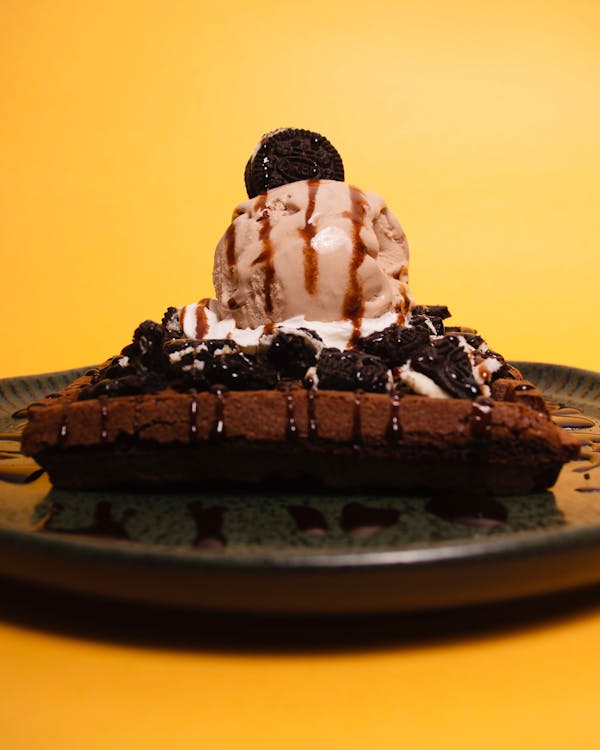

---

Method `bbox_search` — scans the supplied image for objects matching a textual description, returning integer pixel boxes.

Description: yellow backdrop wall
[1,0,599,376]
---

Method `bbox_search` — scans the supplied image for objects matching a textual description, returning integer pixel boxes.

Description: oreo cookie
[358,324,429,366]
[161,306,183,339]
[206,352,277,391]
[411,314,445,336]
[411,305,451,320]
[411,336,480,399]
[244,128,344,198]
[121,320,169,373]
[78,372,167,401]
[313,349,390,393]
[93,355,136,382]
[261,329,321,378]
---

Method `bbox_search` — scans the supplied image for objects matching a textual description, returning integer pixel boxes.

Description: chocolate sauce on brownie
[209,387,227,441]
[189,392,199,440]
[99,395,109,442]
[352,390,364,448]
[284,390,298,441]
[307,385,318,440]
[57,406,69,447]
[133,394,144,432]
[470,398,493,440]
[386,393,402,444]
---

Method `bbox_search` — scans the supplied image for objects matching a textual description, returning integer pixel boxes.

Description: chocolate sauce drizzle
[133,394,144,432]
[57,405,69,447]
[386,393,402,444]
[307,387,318,441]
[343,186,368,346]
[470,398,493,440]
[470,400,493,463]
[224,222,237,273]
[210,387,227,441]
[551,413,595,430]
[98,395,109,442]
[251,194,275,314]
[189,392,199,440]
[179,304,187,331]
[352,390,364,449]
[284,391,298,441]
[195,300,209,339]
[300,180,320,295]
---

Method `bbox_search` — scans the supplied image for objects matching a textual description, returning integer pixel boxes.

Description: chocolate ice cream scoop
[212,179,411,337]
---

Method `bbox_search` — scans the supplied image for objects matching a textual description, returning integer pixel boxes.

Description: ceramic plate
[0,362,599,613]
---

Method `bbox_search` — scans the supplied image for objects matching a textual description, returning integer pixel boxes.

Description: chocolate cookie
[244,128,345,198]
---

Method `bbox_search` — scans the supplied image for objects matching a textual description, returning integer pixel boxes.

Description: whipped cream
[180,301,400,351]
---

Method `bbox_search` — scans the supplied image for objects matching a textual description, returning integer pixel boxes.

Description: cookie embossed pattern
[20,129,579,497]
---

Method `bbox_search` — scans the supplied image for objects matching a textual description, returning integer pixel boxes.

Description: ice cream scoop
[212,179,412,340]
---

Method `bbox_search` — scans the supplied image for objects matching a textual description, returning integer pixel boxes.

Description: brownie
[21,313,580,494]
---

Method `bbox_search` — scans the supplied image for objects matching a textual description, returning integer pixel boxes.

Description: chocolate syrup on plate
[42,500,134,540]
[551,414,595,429]
[188,502,226,548]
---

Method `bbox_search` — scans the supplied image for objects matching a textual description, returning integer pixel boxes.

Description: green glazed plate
[0,362,599,613]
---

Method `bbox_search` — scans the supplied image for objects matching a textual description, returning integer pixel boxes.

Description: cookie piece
[313,349,390,393]
[260,329,322,379]
[358,324,429,366]
[244,128,345,198]
[206,352,278,390]
[410,335,480,399]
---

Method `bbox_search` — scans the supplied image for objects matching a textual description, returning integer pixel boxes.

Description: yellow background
[1,0,599,377]
[1,2,599,748]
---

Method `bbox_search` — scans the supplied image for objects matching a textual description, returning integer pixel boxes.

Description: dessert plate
[0,362,599,613]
